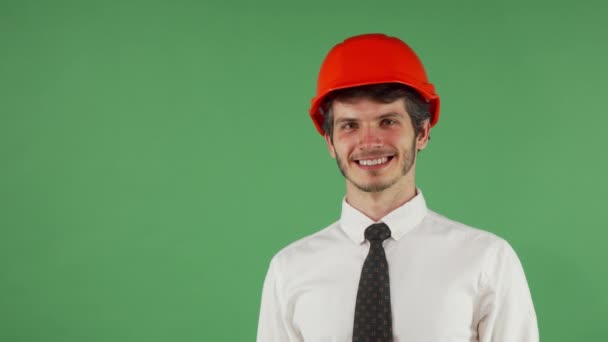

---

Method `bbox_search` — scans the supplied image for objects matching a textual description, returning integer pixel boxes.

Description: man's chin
[349,179,396,193]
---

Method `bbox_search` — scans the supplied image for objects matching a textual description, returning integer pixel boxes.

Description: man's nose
[358,126,384,150]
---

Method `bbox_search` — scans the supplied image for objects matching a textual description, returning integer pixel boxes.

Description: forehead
[331,97,408,120]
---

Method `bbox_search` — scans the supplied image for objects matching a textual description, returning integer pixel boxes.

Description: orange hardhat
[309,33,440,135]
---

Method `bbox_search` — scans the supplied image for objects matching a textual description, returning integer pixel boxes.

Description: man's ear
[324,133,336,159]
[416,119,431,151]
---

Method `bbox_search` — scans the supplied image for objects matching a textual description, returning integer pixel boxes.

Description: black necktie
[353,223,393,342]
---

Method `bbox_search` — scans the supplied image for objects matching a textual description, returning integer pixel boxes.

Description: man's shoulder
[269,221,343,265]
[272,221,352,270]
[423,209,513,253]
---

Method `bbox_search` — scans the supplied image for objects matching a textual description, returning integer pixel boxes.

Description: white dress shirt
[257,192,538,342]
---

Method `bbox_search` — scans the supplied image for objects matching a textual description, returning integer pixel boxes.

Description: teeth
[358,157,389,166]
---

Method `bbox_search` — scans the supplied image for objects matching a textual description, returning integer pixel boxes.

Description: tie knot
[365,223,391,242]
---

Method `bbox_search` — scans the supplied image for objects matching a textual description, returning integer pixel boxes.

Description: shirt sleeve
[256,257,301,342]
[476,239,539,342]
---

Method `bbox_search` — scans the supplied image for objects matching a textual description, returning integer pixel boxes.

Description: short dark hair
[321,83,431,139]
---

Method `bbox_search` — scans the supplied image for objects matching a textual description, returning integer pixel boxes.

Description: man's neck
[344,178,417,222]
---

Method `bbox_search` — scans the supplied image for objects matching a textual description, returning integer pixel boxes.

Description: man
[257,33,538,342]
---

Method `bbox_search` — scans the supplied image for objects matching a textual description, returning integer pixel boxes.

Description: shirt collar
[339,190,428,244]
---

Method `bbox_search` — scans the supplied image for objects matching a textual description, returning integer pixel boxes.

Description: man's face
[324,97,429,193]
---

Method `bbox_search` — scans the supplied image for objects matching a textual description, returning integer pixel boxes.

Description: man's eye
[382,119,397,126]
[341,122,357,130]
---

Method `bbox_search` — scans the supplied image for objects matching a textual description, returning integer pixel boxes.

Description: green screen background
[2,0,607,340]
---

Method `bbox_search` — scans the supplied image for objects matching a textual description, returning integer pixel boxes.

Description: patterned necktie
[353,222,393,342]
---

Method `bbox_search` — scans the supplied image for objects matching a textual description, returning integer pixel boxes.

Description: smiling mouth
[353,156,395,167]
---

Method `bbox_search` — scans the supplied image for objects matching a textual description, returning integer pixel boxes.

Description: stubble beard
[335,138,417,193]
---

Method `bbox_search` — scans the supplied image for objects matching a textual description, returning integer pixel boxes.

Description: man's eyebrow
[335,117,359,124]
[334,112,404,124]
[377,112,404,119]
